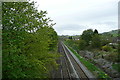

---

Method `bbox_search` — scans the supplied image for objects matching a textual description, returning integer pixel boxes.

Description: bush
[112,64,120,72]
[102,46,112,52]
[105,52,120,62]
[91,34,101,49]
[101,39,111,46]
[79,39,87,50]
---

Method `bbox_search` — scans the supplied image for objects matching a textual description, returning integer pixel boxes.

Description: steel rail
[62,42,96,79]
[61,42,80,80]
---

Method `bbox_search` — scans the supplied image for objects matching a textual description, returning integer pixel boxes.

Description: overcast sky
[33,0,119,35]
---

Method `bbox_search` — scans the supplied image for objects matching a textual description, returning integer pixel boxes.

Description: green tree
[2,1,59,78]
[79,39,87,50]
[93,29,98,35]
[91,34,101,49]
[81,29,94,45]
[69,36,73,39]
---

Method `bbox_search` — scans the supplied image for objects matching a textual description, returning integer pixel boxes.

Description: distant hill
[102,29,119,37]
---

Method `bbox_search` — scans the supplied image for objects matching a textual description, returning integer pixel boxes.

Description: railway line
[53,41,95,79]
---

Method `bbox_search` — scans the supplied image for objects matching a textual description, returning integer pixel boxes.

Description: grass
[64,42,111,78]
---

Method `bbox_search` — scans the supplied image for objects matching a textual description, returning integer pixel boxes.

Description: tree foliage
[91,34,101,48]
[93,29,98,35]
[81,29,94,45]
[68,36,73,39]
[2,2,58,78]
[102,46,112,52]
[78,39,86,50]
[79,29,101,49]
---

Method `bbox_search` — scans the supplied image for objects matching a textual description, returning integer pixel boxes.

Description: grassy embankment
[64,42,110,78]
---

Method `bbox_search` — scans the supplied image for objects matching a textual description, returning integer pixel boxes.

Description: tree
[81,29,94,45]
[79,39,87,50]
[93,29,98,35]
[91,34,101,49]
[69,36,73,39]
[2,1,59,78]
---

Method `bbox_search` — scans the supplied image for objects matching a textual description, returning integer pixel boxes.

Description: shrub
[79,39,87,50]
[101,39,111,46]
[105,52,120,62]
[112,64,120,72]
[102,46,112,52]
[91,34,101,49]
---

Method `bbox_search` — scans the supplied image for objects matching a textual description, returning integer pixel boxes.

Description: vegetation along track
[54,41,96,80]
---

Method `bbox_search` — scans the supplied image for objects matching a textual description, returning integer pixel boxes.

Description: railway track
[54,41,95,79]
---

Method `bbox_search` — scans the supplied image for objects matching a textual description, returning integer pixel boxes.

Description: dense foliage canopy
[81,29,94,45]
[2,2,58,78]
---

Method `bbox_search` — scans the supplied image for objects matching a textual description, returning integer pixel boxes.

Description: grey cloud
[94,21,117,28]
[95,21,117,25]
[53,24,89,35]
[55,24,87,31]
[38,0,118,35]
